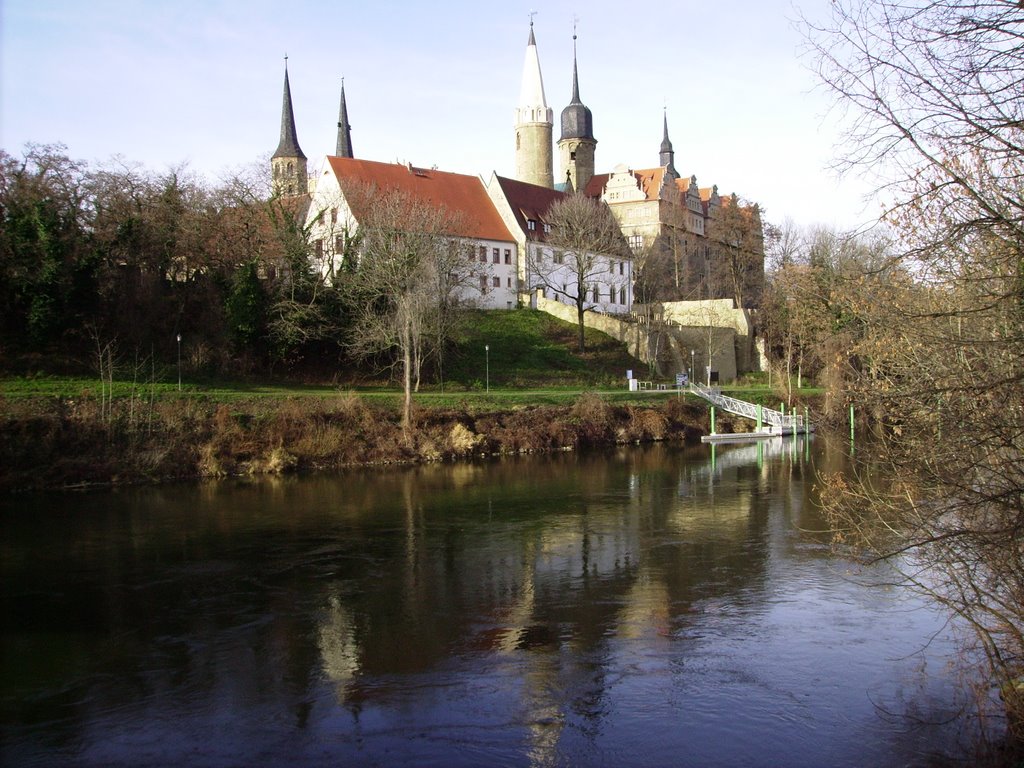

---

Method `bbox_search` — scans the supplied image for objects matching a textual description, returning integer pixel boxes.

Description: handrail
[688,382,805,431]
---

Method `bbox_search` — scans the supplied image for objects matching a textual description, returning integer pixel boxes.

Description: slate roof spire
[273,56,306,161]
[559,28,594,141]
[336,78,353,158]
[659,109,677,179]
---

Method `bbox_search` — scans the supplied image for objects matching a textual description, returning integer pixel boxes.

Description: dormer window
[543,223,551,233]
[527,220,536,231]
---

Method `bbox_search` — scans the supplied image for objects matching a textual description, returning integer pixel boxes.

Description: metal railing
[688,382,806,432]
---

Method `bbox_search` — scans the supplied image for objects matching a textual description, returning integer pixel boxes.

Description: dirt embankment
[0,393,739,492]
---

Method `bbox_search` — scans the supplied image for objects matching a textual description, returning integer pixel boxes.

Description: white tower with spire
[514,18,554,189]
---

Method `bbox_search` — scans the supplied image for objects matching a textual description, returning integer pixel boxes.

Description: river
[1,438,986,766]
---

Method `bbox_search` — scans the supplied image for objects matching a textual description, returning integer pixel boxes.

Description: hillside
[442,309,642,389]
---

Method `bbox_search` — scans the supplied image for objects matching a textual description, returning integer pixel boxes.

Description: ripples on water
[0,438,988,767]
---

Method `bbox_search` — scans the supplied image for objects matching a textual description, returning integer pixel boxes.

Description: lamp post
[485,344,490,394]
[176,333,182,392]
[690,349,695,387]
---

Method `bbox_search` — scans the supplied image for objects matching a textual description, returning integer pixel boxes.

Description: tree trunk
[577,299,586,353]
[401,325,412,432]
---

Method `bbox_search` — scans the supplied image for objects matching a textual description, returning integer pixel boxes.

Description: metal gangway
[688,382,811,436]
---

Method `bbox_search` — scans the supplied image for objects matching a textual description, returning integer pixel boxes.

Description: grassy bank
[0,310,826,491]
[0,391,727,492]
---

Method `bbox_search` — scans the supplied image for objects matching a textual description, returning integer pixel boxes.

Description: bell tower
[271,56,308,197]
[558,29,596,193]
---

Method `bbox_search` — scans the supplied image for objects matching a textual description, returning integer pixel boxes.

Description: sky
[0,0,882,230]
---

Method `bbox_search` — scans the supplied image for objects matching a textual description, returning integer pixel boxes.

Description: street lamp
[176,333,182,391]
[485,344,490,393]
[690,349,694,387]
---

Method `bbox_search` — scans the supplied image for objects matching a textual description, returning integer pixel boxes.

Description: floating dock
[701,425,815,444]
[688,382,814,444]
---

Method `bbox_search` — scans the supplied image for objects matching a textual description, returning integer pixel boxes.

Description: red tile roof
[326,157,515,243]
[493,175,569,241]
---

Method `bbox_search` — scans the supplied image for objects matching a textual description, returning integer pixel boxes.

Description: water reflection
[0,438,976,767]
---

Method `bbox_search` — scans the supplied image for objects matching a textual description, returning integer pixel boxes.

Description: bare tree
[707,194,765,309]
[803,0,1024,739]
[529,193,629,352]
[691,301,736,387]
[341,185,473,428]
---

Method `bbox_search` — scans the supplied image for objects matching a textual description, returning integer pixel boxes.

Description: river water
[1,438,986,767]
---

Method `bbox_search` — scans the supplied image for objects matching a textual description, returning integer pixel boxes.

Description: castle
[271,21,764,314]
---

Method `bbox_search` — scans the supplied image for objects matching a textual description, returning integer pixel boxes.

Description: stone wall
[534,294,757,384]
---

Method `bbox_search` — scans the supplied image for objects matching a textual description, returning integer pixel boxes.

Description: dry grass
[0,392,708,491]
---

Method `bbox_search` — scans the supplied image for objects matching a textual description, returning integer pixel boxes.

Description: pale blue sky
[1,0,878,229]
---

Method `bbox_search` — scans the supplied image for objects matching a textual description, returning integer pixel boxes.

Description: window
[592,286,600,302]
[335,235,344,254]
[492,248,499,264]
[527,220,536,231]
[314,239,323,258]
[479,246,487,263]
[554,251,563,265]
[330,207,338,225]
[492,276,500,288]
[620,287,626,305]
[507,276,512,288]
[609,261,615,273]
[619,262,625,276]
[504,249,511,264]
[628,234,643,250]
[479,275,487,293]
[543,223,551,233]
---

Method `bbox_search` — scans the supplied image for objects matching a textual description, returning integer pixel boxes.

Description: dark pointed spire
[336,78,353,158]
[273,56,306,160]
[559,27,594,141]
[570,32,581,104]
[660,109,677,179]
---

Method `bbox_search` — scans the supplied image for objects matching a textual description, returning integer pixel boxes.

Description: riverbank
[0,392,747,492]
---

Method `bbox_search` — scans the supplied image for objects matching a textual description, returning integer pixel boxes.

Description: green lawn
[0,308,821,409]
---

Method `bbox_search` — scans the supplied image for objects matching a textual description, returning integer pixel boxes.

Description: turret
[659,109,678,180]
[514,19,554,189]
[558,31,596,193]
[271,57,308,196]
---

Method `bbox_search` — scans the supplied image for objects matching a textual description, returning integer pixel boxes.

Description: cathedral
[270,21,764,310]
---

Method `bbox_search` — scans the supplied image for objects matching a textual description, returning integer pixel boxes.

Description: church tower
[514,20,554,189]
[271,57,308,197]
[659,110,678,180]
[336,79,353,158]
[558,30,596,194]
